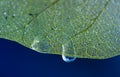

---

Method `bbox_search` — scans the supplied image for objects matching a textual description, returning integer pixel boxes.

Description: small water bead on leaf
[3,11,8,20]
[3,12,7,16]
[62,41,76,63]
[31,37,51,53]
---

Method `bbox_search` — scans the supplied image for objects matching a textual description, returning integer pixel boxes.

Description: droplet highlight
[62,41,76,63]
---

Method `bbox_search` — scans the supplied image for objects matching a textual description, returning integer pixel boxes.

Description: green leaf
[0,0,120,59]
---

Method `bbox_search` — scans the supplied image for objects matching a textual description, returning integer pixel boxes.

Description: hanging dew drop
[62,41,76,63]
[62,53,76,63]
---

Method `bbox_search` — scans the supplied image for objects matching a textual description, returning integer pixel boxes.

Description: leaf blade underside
[0,0,120,59]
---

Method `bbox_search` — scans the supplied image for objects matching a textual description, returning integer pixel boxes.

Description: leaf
[0,0,120,59]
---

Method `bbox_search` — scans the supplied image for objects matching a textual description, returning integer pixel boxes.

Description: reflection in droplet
[62,41,76,63]
[31,37,51,53]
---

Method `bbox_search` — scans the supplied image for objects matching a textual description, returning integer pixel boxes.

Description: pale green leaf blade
[0,0,120,59]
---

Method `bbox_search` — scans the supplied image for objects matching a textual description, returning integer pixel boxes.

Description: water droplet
[3,12,7,16]
[12,13,16,17]
[3,12,8,19]
[31,37,51,53]
[62,54,76,63]
[62,41,76,63]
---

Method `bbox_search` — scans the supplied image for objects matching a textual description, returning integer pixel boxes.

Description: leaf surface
[0,0,120,59]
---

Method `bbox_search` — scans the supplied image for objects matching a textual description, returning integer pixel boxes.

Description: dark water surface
[0,38,120,77]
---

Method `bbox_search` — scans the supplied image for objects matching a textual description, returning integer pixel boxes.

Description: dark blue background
[0,38,120,77]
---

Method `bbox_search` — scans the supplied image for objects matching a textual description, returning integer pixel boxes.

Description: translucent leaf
[0,0,120,59]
